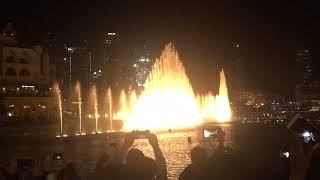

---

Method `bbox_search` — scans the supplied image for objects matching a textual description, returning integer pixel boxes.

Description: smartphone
[17,158,34,170]
[52,153,63,160]
[280,150,290,158]
[287,114,320,147]
[280,145,290,159]
[132,130,150,139]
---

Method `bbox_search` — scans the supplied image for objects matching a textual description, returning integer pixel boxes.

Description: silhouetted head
[191,146,207,165]
[126,148,145,166]
[96,143,121,169]
[125,149,156,180]
[215,127,225,144]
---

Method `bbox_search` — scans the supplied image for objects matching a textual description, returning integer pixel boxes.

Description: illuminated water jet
[90,85,99,132]
[54,83,63,135]
[197,69,232,122]
[75,81,82,133]
[106,87,113,131]
[124,43,202,130]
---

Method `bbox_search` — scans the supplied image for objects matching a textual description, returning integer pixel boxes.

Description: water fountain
[75,81,82,134]
[53,83,63,136]
[106,87,113,131]
[89,85,99,133]
[55,43,232,136]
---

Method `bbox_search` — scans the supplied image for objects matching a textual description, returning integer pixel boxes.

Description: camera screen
[136,134,145,139]
[203,129,218,138]
[287,115,320,146]
[280,151,290,158]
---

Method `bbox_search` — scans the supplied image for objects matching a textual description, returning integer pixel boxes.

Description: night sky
[1,0,319,96]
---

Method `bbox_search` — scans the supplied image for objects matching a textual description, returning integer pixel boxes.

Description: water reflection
[132,132,196,179]
[1,126,290,180]
[1,132,197,180]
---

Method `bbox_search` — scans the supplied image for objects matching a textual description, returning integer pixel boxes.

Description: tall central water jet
[75,81,82,133]
[124,43,202,130]
[54,83,63,135]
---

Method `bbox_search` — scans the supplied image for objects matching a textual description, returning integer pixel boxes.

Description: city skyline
[0,0,319,96]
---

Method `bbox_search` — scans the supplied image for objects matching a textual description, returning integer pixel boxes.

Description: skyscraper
[294,49,320,104]
[63,41,92,97]
[133,41,153,88]
[102,32,120,88]
[296,49,312,85]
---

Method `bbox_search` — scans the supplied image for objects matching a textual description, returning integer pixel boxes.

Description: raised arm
[120,133,135,162]
[148,133,168,180]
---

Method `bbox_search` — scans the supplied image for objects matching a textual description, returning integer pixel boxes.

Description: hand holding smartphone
[287,114,320,148]
[131,130,150,139]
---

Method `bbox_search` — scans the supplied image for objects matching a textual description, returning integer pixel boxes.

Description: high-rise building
[294,49,320,104]
[133,41,153,88]
[63,41,92,97]
[296,49,312,85]
[101,32,120,88]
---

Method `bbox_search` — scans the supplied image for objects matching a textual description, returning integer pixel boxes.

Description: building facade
[102,32,120,88]
[294,49,320,104]
[0,34,56,121]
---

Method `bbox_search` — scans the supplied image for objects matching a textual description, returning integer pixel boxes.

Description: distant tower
[296,49,312,85]
[102,32,120,88]
[63,41,92,97]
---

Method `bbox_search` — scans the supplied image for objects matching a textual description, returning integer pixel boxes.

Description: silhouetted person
[305,147,320,180]
[93,143,123,180]
[120,133,168,180]
[203,149,246,180]
[288,122,320,180]
[201,126,247,180]
[179,146,207,180]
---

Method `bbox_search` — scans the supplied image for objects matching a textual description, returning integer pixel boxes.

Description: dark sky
[1,0,319,96]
